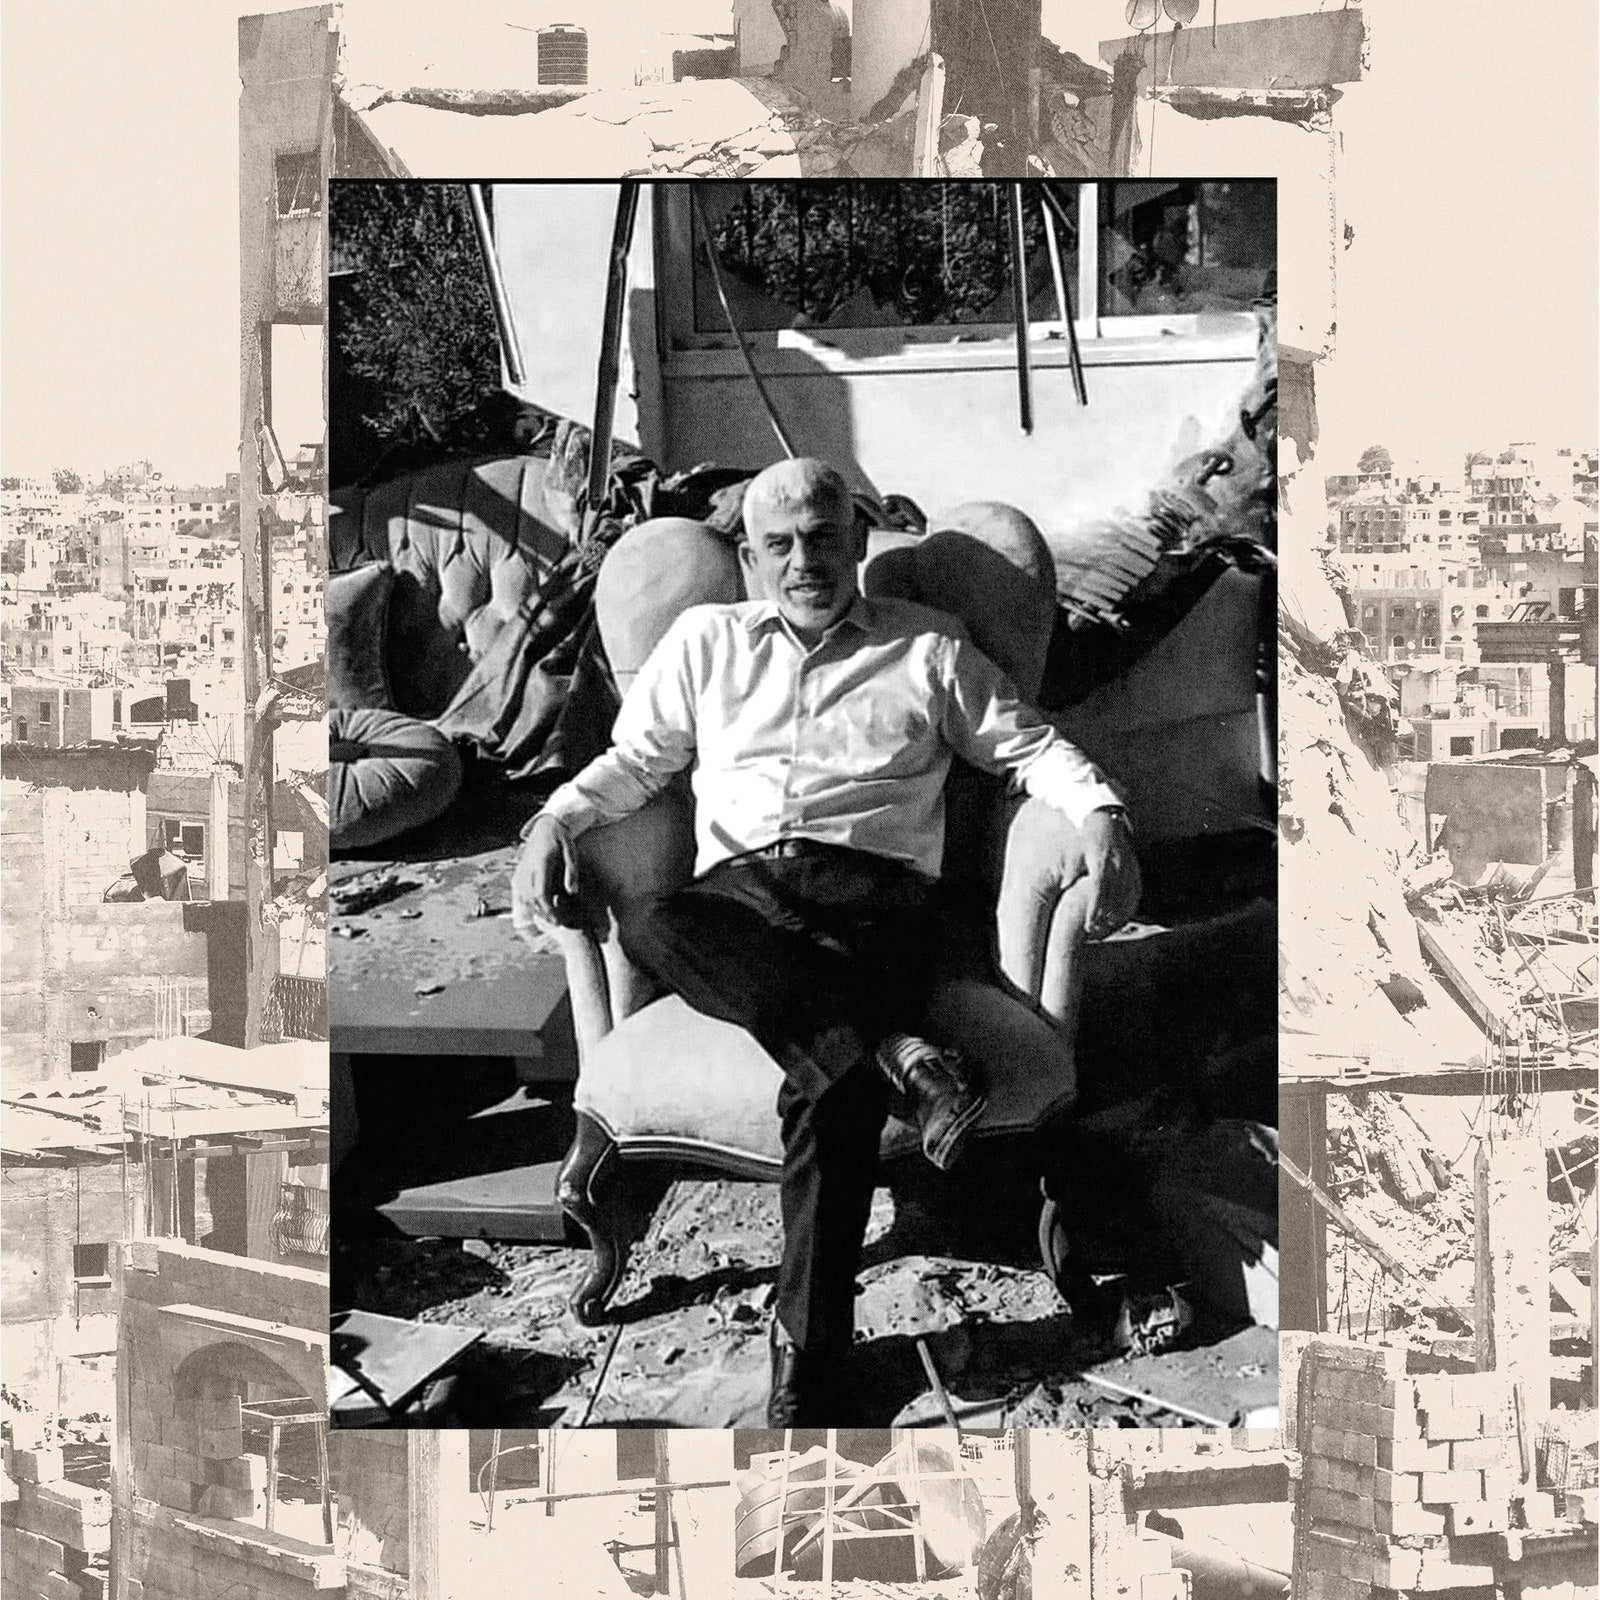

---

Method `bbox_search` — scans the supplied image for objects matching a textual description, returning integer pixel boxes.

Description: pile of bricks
[1,1430,110,1600]
[1295,1340,1590,1600]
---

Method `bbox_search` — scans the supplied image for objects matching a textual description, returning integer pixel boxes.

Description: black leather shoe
[767,1322,841,1428]
[874,1034,988,1171]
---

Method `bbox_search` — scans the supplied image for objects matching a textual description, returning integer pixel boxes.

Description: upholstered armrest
[538,783,696,1070]
[993,793,1106,1034]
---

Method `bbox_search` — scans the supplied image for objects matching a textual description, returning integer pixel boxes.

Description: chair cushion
[328,562,396,710]
[596,518,743,693]
[863,503,1057,701]
[574,983,1075,1172]
[329,706,464,851]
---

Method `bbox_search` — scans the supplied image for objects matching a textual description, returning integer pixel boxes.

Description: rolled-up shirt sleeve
[541,612,701,839]
[938,634,1125,827]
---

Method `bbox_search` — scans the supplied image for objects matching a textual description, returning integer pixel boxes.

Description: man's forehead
[749,501,851,539]
[743,458,852,533]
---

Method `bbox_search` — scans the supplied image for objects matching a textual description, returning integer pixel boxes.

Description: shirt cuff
[1019,744,1126,828]
[539,785,600,840]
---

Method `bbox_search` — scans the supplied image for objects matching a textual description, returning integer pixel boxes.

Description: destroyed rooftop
[1,1038,329,1159]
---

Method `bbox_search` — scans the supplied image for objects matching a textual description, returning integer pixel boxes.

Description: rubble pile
[1322,1092,1478,1344]
[1278,538,1484,1067]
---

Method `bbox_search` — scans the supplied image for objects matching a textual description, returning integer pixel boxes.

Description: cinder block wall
[1,1422,111,1600]
[327,1431,409,1574]
[116,1239,334,1600]
[1293,1337,1591,1600]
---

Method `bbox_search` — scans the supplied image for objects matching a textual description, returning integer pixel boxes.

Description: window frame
[73,1241,112,1285]
[274,149,323,219]
[655,182,1263,378]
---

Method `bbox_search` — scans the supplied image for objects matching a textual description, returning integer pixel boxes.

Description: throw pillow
[328,563,395,710]
[329,706,463,851]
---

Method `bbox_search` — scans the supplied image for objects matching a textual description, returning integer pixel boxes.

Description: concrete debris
[337,1176,1276,1428]
[1278,538,1488,1067]
[351,73,1005,182]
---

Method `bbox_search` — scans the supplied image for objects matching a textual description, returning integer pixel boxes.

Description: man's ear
[737,539,759,597]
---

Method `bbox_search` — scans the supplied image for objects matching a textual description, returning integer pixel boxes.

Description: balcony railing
[271,1181,329,1258]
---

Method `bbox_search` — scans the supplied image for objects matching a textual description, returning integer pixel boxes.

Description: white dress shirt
[543,595,1124,880]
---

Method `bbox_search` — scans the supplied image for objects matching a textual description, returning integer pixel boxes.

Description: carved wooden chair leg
[556,1111,632,1326]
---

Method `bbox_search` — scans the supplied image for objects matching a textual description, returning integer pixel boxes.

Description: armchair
[543,506,1110,1326]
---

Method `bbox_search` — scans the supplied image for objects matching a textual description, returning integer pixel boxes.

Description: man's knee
[614,889,684,971]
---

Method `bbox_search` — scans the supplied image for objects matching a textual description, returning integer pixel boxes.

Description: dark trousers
[618,840,941,1351]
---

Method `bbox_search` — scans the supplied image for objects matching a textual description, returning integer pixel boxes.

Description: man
[515,458,1138,1422]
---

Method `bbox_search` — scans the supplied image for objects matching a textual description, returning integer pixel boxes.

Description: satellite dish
[1126,0,1159,27]
[1164,0,1199,20]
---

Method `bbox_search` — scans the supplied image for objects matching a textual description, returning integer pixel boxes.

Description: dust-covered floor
[334,1167,1277,1428]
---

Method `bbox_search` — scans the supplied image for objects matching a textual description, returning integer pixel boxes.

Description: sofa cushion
[330,456,581,718]
[574,983,1074,1171]
[328,562,396,711]
[329,706,464,851]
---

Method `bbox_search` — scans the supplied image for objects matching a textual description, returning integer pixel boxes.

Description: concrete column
[851,0,932,120]
[207,762,230,901]
[1546,654,1566,743]
[1474,1134,1550,1419]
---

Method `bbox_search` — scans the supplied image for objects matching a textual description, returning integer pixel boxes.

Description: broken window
[1100,182,1276,317]
[73,1242,111,1282]
[275,150,322,218]
[270,1181,329,1257]
[70,1040,107,1073]
[690,183,1072,333]
[536,24,588,86]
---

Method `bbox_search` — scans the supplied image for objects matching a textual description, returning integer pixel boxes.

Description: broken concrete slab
[1098,8,1366,90]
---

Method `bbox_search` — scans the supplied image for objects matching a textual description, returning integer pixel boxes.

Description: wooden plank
[1279,1150,1410,1282]
[912,54,945,178]
[373,1157,569,1243]
[1098,8,1366,89]
[409,1431,441,1600]
[331,1309,482,1415]
[331,943,574,1062]
[1415,916,1515,1034]
[1283,1061,1595,1096]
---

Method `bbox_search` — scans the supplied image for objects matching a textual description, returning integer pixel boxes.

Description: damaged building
[0,1040,330,1600]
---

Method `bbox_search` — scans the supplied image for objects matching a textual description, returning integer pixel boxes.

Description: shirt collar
[741,593,875,641]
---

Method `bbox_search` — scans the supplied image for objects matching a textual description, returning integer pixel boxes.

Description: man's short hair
[741,458,853,542]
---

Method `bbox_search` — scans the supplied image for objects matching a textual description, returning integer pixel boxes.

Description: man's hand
[512,814,580,930]
[1078,806,1141,939]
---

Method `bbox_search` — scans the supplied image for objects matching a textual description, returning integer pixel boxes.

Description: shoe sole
[926,1093,988,1171]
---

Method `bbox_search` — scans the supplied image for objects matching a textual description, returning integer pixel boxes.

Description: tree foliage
[710,183,1048,328]
[53,468,84,493]
[329,184,501,449]
[1356,445,1392,476]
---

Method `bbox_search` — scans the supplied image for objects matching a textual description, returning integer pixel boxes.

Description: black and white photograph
[325,176,1280,1429]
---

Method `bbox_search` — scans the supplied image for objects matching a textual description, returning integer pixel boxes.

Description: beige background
[0,0,1595,1589]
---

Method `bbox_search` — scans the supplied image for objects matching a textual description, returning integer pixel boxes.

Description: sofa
[541,504,1121,1325]
[326,452,599,850]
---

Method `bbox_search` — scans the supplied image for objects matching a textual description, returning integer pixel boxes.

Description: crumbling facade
[115,1238,335,1600]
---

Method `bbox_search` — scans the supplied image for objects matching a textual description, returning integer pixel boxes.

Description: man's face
[741,493,865,637]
